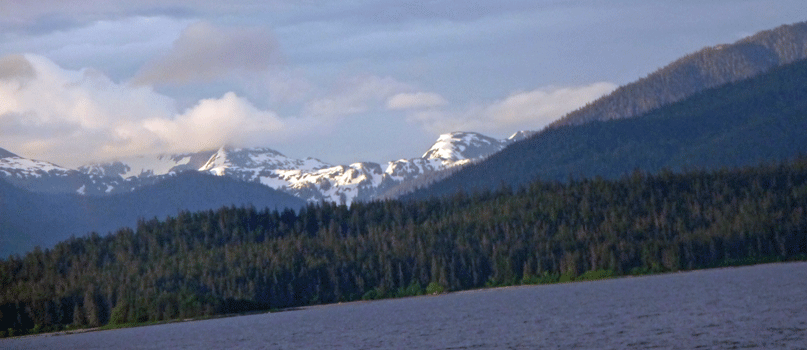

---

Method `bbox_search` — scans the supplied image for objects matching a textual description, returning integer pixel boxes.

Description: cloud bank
[0,53,616,166]
[0,54,285,166]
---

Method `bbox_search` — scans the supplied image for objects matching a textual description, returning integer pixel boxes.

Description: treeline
[2,160,807,336]
[552,21,807,127]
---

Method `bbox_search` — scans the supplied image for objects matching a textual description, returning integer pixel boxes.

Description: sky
[0,0,804,167]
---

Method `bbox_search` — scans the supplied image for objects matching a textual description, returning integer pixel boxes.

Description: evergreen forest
[2,159,806,336]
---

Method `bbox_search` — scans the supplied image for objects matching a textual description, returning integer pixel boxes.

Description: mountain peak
[0,150,74,192]
[422,131,507,163]
[200,147,230,175]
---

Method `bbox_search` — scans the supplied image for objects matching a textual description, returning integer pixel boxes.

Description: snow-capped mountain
[191,146,398,204]
[378,131,531,199]
[382,132,513,187]
[0,130,532,204]
[186,131,525,204]
[0,147,72,179]
[421,132,510,166]
[0,147,106,194]
[196,146,362,203]
[0,147,208,195]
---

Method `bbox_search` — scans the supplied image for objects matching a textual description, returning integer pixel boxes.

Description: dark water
[4,262,807,349]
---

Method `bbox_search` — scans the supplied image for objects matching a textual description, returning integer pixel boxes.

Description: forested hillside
[2,159,806,336]
[407,56,807,200]
[0,172,306,257]
[552,21,807,126]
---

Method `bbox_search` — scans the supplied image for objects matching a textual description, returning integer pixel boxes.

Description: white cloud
[408,82,617,135]
[142,92,284,151]
[303,75,412,118]
[483,82,617,127]
[386,92,447,110]
[0,54,289,166]
[131,21,281,86]
[0,54,174,132]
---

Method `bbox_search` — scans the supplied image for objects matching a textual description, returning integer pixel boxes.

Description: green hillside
[406,57,807,200]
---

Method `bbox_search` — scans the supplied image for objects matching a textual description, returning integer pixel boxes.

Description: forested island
[2,159,807,337]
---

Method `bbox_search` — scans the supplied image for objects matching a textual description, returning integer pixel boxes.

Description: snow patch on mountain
[507,130,537,142]
[0,151,72,178]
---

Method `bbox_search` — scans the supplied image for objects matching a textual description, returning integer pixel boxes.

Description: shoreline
[5,259,805,341]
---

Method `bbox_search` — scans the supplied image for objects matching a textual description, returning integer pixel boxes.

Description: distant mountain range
[552,21,807,127]
[0,131,531,205]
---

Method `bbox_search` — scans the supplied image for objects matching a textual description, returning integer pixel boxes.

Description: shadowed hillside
[552,21,807,127]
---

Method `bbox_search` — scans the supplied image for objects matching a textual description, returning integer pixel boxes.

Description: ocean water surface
[3,262,806,349]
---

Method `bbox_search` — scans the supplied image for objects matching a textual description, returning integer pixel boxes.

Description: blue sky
[0,0,804,167]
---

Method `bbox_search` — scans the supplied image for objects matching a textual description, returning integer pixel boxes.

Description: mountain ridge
[551,21,807,127]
